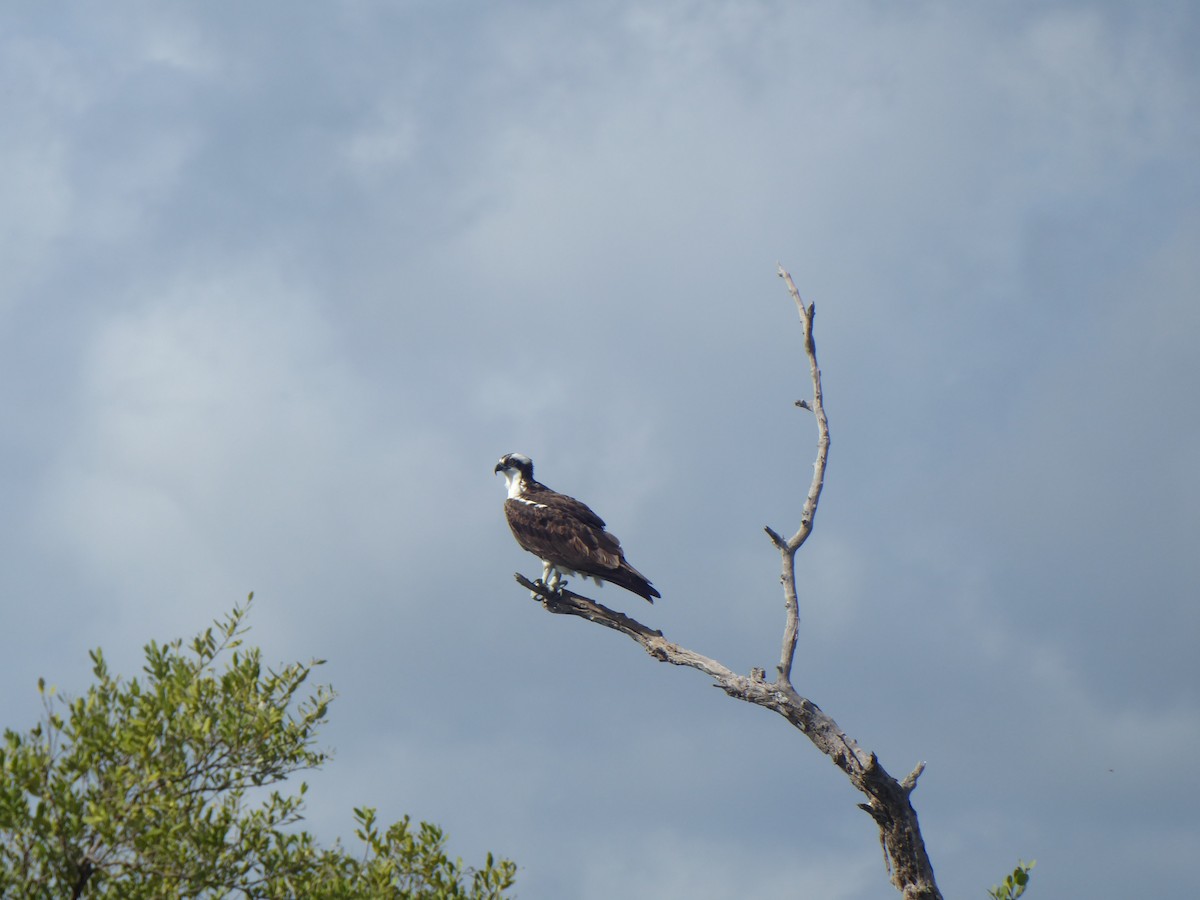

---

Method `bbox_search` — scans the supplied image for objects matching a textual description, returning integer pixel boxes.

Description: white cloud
[31,265,436,636]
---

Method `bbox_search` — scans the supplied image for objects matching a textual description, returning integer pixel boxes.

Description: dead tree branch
[509,266,942,900]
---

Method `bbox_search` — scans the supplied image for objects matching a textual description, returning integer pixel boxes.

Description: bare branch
[763,525,787,551]
[506,268,942,899]
[777,264,830,556]
[515,575,734,682]
[773,265,830,684]
[776,551,801,682]
[901,761,927,794]
[514,578,876,777]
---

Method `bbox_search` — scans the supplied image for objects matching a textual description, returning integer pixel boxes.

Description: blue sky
[2,2,1197,897]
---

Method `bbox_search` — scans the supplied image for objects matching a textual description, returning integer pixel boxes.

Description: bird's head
[494,452,534,497]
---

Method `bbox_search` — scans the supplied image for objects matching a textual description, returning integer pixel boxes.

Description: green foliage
[987,859,1035,900]
[283,808,517,900]
[0,598,516,899]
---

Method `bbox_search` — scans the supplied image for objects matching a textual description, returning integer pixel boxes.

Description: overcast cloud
[2,2,1197,898]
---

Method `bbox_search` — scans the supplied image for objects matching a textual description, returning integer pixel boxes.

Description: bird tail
[613,563,660,603]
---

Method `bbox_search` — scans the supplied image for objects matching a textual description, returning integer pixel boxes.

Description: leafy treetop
[0,599,516,899]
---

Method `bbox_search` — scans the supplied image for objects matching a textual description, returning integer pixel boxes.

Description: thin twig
[777,265,830,554]
[771,264,830,684]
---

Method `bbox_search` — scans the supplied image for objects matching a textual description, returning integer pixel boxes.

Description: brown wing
[504,497,621,574]
[505,485,660,602]
[524,481,607,529]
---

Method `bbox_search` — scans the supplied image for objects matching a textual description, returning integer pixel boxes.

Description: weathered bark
[511,266,942,899]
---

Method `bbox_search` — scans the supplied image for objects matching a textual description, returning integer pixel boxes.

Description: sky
[2,1,1198,897]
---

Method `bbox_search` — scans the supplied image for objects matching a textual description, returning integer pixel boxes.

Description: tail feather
[609,563,660,603]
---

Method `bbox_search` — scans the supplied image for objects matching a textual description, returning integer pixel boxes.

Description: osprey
[494,452,660,603]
